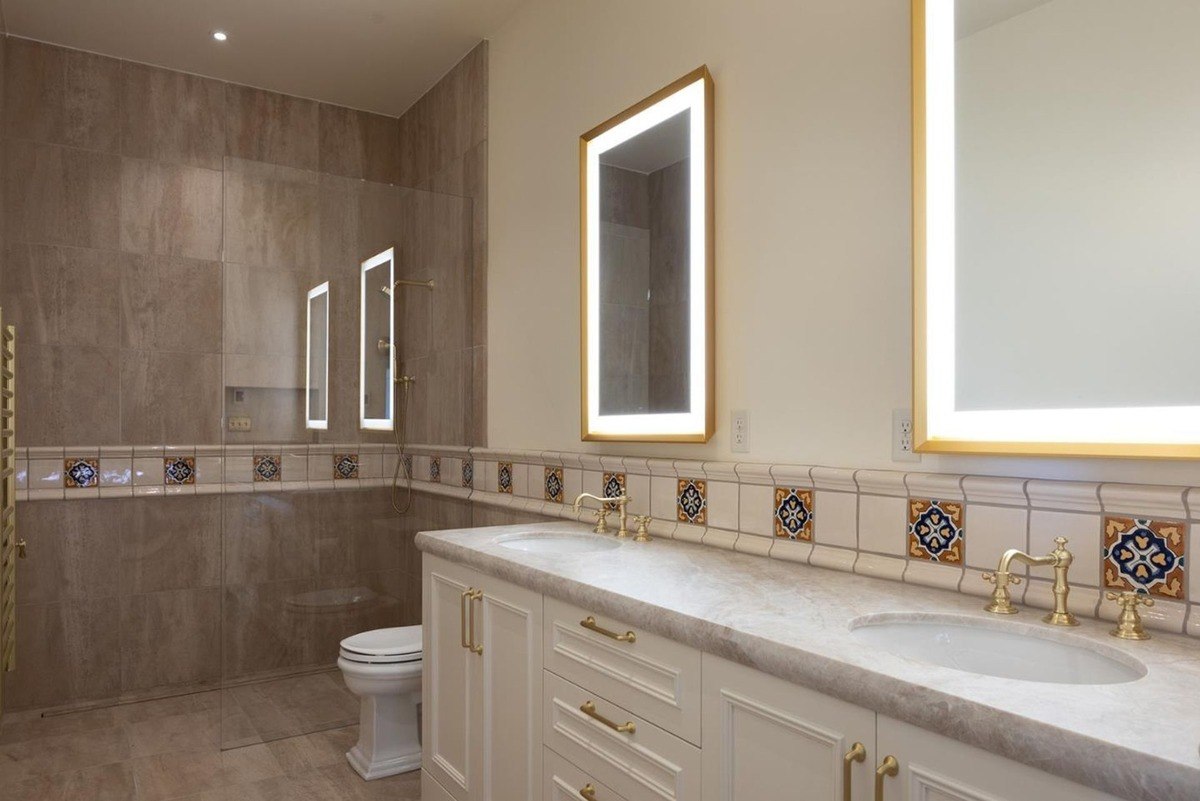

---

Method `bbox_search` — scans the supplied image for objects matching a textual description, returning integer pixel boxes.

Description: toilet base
[346,744,421,780]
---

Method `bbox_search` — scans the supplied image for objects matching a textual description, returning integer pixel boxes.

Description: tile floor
[1,676,420,800]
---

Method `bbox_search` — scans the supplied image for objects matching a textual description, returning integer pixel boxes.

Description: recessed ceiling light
[212,30,228,42]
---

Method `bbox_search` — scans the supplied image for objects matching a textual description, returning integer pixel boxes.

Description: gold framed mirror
[580,66,715,442]
[912,0,1200,458]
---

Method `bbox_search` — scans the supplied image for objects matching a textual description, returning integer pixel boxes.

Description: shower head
[381,278,436,296]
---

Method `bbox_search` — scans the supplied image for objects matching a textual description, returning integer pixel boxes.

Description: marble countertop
[416,522,1200,801]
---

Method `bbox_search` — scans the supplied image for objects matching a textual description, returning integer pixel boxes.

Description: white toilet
[337,625,424,780]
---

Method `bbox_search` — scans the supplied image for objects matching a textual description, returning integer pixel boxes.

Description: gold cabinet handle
[843,742,866,801]
[579,784,597,801]
[580,616,636,643]
[460,588,472,650]
[468,589,483,655]
[580,700,636,734]
[874,755,898,801]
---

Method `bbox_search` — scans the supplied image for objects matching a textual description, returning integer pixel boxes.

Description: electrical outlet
[228,416,252,432]
[892,409,919,462]
[731,409,750,453]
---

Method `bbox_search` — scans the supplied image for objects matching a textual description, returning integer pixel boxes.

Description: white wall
[486,0,1200,486]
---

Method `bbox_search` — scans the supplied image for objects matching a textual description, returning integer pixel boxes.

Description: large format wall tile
[1,243,120,347]
[17,499,122,605]
[222,493,319,585]
[119,588,221,691]
[118,350,222,444]
[3,598,122,710]
[20,344,121,446]
[121,254,222,353]
[3,38,121,152]
[119,158,223,261]
[119,63,225,170]
[225,84,319,171]
[221,578,321,679]
[121,497,222,595]
[223,158,319,272]
[397,41,487,188]
[317,103,399,184]
[4,140,120,249]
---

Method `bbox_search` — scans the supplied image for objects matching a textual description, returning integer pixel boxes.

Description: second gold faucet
[982,536,1078,626]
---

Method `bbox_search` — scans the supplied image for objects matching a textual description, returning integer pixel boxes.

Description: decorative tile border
[15,443,1200,636]
[253,455,281,482]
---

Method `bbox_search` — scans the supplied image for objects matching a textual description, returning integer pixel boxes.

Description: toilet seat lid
[340,625,422,657]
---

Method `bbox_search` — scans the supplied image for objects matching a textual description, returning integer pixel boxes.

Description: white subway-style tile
[739,483,774,537]
[705,480,739,531]
[964,504,1027,572]
[1030,510,1101,586]
[857,494,906,555]
[813,490,856,548]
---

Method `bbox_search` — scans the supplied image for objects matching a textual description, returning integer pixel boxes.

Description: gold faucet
[573,492,631,538]
[982,536,1078,626]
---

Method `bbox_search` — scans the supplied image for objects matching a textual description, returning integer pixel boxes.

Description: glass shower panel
[218,161,474,749]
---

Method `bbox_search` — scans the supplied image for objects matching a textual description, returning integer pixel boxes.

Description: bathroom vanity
[417,523,1199,801]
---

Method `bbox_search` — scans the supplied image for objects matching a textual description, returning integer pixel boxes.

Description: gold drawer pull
[580,700,636,734]
[580,616,636,643]
[579,784,597,801]
[460,588,472,650]
[874,755,898,801]
[468,589,483,655]
[843,742,866,801]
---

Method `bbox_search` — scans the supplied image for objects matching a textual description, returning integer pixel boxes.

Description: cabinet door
[478,572,544,801]
[702,654,876,801]
[423,556,483,801]
[875,715,1123,801]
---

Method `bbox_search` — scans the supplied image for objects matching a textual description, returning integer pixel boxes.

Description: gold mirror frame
[911,0,1200,459]
[580,66,715,443]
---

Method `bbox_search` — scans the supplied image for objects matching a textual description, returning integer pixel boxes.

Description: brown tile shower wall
[0,38,489,711]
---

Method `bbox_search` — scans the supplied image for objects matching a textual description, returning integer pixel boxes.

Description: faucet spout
[572,492,632,538]
[983,537,1077,626]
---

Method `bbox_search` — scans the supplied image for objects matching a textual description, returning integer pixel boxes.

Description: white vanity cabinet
[422,555,544,801]
[423,554,1135,801]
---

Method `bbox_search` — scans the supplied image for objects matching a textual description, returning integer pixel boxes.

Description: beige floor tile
[129,747,226,801]
[0,725,131,784]
[126,708,219,757]
[60,760,138,800]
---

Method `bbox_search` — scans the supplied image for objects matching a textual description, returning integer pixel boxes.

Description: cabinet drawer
[544,671,701,801]
[544,596,701,744]
[545,747,630,801]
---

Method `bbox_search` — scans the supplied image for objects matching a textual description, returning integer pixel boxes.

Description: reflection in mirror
[360,248,394,431]
[582,66,714,441]
[599,109,690,415]
[914,0,1200,456]
[305,282,329,430]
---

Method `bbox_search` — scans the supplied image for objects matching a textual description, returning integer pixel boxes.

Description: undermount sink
[850,614,1146,685]
[494,531,621,554]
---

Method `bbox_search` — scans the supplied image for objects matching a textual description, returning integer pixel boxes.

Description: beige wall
[486,0,1200,485]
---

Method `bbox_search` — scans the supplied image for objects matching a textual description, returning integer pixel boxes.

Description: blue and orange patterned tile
[545,467,564,503]
[498,461,513,494]
[333,454,359,480]
[64,458,99,488]
[253,455,281,482]
[1103,517,1187,599]
[774,487,814,540]
[602,471,626,508]
[429,456,441,483]
[677,478,707,525]
[462,459,474,488]
[164,457,195,485]
[908,498,964,563]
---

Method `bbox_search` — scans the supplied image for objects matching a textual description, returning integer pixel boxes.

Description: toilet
[337,625,424,780]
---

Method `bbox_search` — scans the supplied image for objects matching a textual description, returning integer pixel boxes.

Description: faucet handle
[592,508,611,534]
[632,515,652,543]
[982,571,1022,586]
[1106,591,1153,641]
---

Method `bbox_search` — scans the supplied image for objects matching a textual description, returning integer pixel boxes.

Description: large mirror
[306,281,329,430]
[360,247,394,431]
[581,66,714,442]
[913,0,1200,457]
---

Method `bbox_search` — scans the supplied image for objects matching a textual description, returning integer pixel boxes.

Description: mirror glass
[360,247,394,431]
[305,282,329,430]
[915,0,1200,456]
[582,67,713,441]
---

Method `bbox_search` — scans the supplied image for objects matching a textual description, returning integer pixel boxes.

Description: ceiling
[0,0,527,116]
[957,0,1055,39]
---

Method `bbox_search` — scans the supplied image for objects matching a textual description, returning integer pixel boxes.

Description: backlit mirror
[913,0,1200,457]
[306,281,329,430]
[581,66,714,442]
[361,247,394,431]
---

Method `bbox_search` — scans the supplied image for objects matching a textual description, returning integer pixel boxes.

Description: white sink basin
[494,532,620,554]
[850,615,1145,685]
